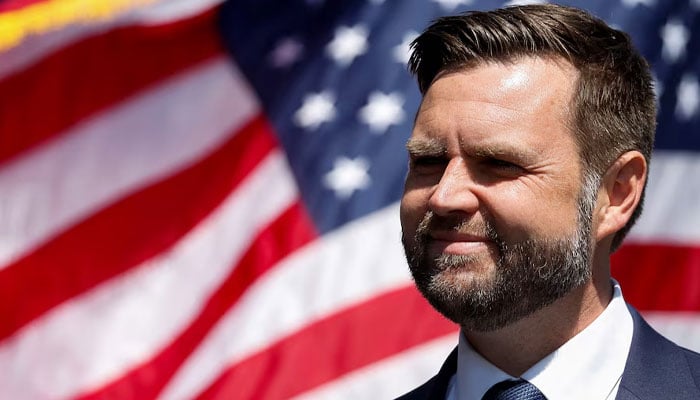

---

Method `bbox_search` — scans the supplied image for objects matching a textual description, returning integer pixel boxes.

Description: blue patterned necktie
[481,379,547,400]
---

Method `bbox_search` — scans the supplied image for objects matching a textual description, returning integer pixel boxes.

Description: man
[398,4,700,400]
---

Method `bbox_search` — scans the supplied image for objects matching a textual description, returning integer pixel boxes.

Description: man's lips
[427,231,492,255]
[429,231,490,242]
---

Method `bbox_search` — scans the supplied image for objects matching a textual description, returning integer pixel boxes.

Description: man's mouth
[428,232,492,256]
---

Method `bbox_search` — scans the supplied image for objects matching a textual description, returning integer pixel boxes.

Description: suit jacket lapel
[396,347,457,400]
[428,347,458,399]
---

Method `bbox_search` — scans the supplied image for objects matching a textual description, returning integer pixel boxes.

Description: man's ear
[594,151,647,242]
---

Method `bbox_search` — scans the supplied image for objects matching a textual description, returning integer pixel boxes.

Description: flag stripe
[129,0,224,25]
[159,204,412,400]
[0,0,168,53]
[76,201,317,400]
[626,151,700,244]
[0,7,221,166]
[0,56,257,269]
[294,334,457,400]
[0,0,222,79]
[0,113,275,342]
[613,243,700,312]
[0,0,44,12]
[0,150,299,399]
[195,286,456,400]
[644,312,700,352]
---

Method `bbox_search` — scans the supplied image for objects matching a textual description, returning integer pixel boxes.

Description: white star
[393,31,419,65]
[268,38,304,68]
[676,75,700,120]
[431,0,472,11]
[294,91,336,130]
[661,20,690,63]
[358,91,406,134]
[621,0,655,7]
[323,157,371,199]
[503,0,546,5]
[326,25,369,66]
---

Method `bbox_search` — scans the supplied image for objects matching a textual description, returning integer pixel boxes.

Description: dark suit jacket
[396,307,700,399]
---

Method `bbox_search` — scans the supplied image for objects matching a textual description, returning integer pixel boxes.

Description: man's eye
[410,156,446,168]
[484,158,523,172]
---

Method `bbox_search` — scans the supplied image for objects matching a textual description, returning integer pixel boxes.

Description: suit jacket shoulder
[395,348,457,400]
[616,307,700,400]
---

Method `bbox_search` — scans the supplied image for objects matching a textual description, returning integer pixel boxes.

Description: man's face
[400,57,595,331]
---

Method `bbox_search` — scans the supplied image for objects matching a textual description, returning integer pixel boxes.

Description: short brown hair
[408,4,656,251]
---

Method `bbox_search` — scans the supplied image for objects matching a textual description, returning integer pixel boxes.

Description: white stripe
[628,151,700,244]
[0,152,296,400]
[293,335,457,400]
[0,0,223,79]
[644,312,700,353]
[159,203,413,400]
[131,0,223,24]
[0,57,258,269]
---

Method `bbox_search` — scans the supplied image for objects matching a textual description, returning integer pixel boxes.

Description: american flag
[0,0,697,398]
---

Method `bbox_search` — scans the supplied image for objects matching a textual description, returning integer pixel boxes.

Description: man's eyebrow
[405,138,447,156]
[472,144,537,163]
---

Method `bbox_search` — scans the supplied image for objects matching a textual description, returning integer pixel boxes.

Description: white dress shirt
[445,281,633,400]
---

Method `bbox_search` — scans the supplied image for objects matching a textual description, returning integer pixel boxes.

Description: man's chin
[430,251,497,275]
[409,253,499,301]
[418,280,506,331]
[428,261,496,289]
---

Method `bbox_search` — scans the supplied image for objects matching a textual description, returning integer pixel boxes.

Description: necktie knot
[481,379,546,400]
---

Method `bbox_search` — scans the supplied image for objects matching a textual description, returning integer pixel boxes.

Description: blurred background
[0,0,698,398]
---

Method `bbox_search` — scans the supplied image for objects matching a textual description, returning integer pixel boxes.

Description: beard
[403,179,596,332]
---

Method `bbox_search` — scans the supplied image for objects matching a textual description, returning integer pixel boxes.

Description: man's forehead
[422,56,579,109]
[429,55,578,87]
[411,56,579,149]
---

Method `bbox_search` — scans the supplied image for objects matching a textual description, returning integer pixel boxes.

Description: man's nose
[427,158,479,216]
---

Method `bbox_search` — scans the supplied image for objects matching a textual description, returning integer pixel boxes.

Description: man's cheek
[399,197,420,231]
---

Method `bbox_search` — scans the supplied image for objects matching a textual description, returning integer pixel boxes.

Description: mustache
[415,211,499,242]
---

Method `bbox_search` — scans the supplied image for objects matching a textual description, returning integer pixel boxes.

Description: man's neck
[463,274,613,376]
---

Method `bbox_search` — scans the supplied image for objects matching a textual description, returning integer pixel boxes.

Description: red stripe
[0,0,44,13]
[612,242,700,312]
[196,286,457,400]
[0,8,222,166]
[0,115,276,342]
[76,201,317,400]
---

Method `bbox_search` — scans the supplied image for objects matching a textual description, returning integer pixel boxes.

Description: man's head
[400,4,655,330]
[409,4,656,250]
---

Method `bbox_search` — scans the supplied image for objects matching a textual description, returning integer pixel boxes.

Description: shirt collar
[454,281,633,400]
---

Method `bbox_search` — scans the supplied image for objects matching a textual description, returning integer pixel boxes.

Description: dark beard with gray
[403,188,595,332]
